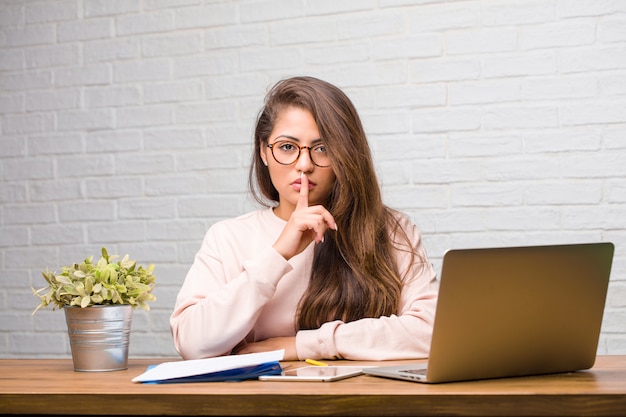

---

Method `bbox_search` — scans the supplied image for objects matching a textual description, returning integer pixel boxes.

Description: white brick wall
[1,0,625,358]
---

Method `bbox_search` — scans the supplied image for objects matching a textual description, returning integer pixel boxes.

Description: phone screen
[259,366,363,382]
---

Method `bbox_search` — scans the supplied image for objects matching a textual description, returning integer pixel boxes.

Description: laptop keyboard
[401,368,427,375]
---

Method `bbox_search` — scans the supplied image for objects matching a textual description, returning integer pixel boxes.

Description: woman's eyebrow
[275,135,323,144]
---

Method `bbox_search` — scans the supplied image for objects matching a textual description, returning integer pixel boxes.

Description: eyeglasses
[267,140,331,167]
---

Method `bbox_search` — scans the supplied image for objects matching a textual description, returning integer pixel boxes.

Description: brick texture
[1,0,624,358]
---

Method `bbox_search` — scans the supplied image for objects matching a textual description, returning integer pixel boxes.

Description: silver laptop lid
[426,242,614,383]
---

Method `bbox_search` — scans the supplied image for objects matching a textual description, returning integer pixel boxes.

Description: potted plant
[32,247,156,372]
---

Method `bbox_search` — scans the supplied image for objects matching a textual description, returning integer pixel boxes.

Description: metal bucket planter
[64,305,133,372]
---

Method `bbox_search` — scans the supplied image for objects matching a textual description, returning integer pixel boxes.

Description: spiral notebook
[363,242,614,384]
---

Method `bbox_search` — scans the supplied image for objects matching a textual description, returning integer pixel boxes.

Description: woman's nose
[295,147,314,171]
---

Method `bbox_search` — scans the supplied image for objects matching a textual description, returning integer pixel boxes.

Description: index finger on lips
[296,172,309,210]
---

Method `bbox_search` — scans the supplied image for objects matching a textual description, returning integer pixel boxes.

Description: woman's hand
[233,336,298,360]
[273,173,337,260]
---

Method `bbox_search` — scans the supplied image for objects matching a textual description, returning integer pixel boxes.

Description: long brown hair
[249,76,415,329]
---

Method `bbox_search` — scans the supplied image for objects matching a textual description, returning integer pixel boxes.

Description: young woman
[170,76,438,361]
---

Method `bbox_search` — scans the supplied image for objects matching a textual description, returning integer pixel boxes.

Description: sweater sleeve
[169,222,293,360]
[295,216,439,360]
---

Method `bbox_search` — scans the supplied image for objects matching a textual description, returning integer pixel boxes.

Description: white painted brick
[58,201,116,222]
[3,112,55,134]
[24,44,80,69]
[3,24,56,47]
[57,109,114,131]
[486,207,561,231]
[522,75,598,100]
[336,11,405,41]
[0,183,27,204]
[54,65,111,87]
[205,24,267,49]
[270,17,336,46]
[448,133,522,157]
[144,129,204,150]
[4,246,58,269]
[599,16,626,43]
[84,38,140,63]
[84,0,141,18]
[142,32,204,58]
[412,108,482,133]
[562,206,626,230]
[25,0,76,24]
[113,59,171,83]
[0,227,29,248]
[88,220,149,242]
[427,208,486,233]
[0,49,25,71]
[143,81,203,104]
[559,45,626,73]
[85,177,143,198]
[118,198,177,219]
[173,53,238,78]
[58,18,113,42]
[451,183,523,207]
[373,134,446,161]
[117,105,173,128]
[449,79,521,105]
[447,28,518,55]
[561,100,626,126]
[483,51,555,79]
[146,220,208,242]
[146,175,208,196]
[0,136,26,158]
[177,195,244,218]
[411,58,481,82]
[206,169,249,193]
[483,105,559,129]
[3,158,53,181]
[174,4,237,29]
[520,21,596,50]
[30,179,83,202]
[85,86,141,108]
[176,101,238,124]
[485,156,562,181]
[376,84,446,108]
[146,0,201,10]
[2,71,52,92]
[557,0,626,18]
[240,0,306,23]
[25,89,80,112]
[0,4,24,26]
[374,33,443,61]
[305,42,371,65]
[524,127,602,153]
[31,224,84,245]
[525,181,603,205]
[205,74,268,99]
[382,185,449,210]
[482,0,554,26]
[600,72,626,96]
[9,333,68,355]
[363,110,410,135]
[2,204,56,226]
[28,132,83,156]
[57,155,115,178]
[115,154,175,175]
[605,125,626,149]
[116,10,174,36]
[240,47,303,72]
[0,93,24,114]
[407,2,480,32]
[86,130,142,153]
[561,152,626,179]
[412,159,485,183]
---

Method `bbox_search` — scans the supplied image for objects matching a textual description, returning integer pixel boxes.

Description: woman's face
[261,106,336,220]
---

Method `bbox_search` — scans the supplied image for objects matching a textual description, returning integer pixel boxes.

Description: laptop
[363,242,614,383]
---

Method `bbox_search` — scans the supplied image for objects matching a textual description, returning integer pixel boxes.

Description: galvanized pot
[64,305,133,372]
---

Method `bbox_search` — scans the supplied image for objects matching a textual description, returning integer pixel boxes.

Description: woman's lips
[292,179,316,190]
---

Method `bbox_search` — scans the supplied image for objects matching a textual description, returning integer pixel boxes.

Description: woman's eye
[314,144,327,154]
[279,142,297,152]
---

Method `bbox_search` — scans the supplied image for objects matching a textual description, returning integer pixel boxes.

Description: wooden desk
[1,356,625,416]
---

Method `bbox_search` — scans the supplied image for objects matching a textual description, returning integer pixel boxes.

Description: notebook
[363,242,614,384]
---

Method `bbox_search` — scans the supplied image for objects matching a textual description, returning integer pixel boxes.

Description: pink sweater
[170,208,438,360]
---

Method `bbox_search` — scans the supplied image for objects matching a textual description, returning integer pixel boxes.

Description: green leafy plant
[32,247,156,314]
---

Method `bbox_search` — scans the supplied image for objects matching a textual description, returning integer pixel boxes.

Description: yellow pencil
[305,358,328,366]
